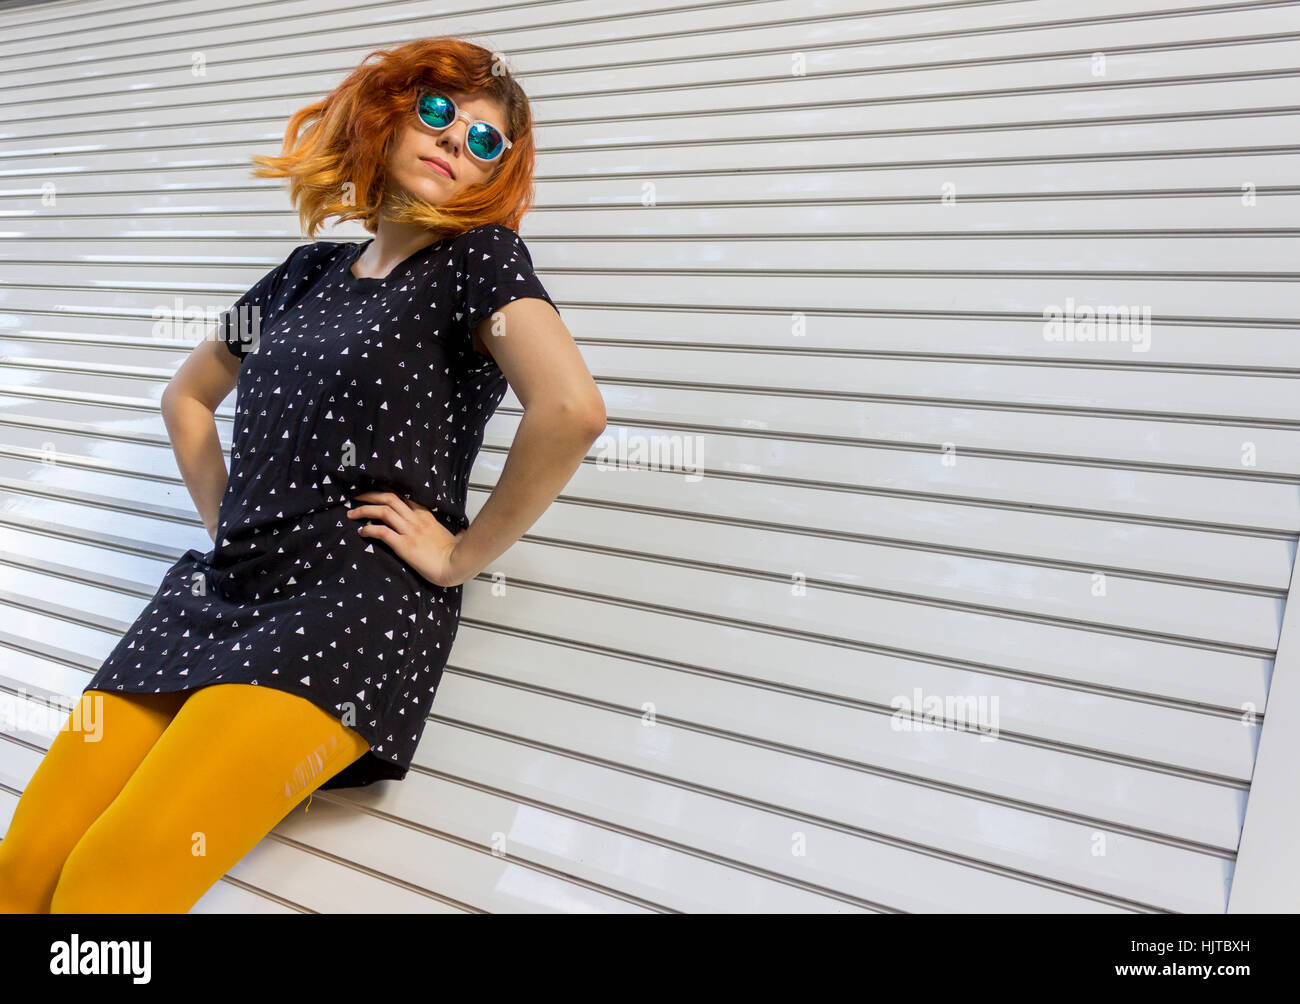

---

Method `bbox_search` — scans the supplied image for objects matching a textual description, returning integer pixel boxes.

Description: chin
[402,176,452,205]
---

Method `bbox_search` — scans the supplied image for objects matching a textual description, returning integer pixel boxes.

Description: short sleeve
[455,225,560,351]
[220,243,315,360]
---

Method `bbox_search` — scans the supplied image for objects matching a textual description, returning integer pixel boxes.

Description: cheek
[390,129,420,165]
[465,160,498,187]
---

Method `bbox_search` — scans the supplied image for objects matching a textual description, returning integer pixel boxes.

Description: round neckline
[343,236,448,289]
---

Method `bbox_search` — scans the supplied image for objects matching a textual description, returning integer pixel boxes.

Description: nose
[436,119,468,158]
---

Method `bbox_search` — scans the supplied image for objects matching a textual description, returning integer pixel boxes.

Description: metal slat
[5,269,1298,329]
[4,450,1292,589]
[435,673,1235,912]
[0,0,1291,85]
[0,483,1284,684]
[447,613,1258,784]
[473,541,1272,711]
[6,27,1300,124]
[0,421,1290,649]
[2,114,1291,180]
[9,347,1300,461]
[440,630,1249,852]
[6,225,1300,268]
[4,77,1298,160]
[410,720,1131,913]
[2,152,1298,200]
[4,407,1298,535]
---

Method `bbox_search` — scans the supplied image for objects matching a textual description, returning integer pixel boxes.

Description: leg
[49,683,370,914]
[0,689,189,913]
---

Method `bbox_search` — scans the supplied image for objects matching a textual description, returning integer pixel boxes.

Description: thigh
[0,689,187,912]
[49,683,370,914]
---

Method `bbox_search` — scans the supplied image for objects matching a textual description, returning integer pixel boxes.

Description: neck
[352,217,442,279]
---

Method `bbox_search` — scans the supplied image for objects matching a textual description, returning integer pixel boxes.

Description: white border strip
[1228,543,1300,912]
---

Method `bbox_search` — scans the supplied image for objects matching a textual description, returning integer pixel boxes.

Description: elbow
[579,394,607,443]
[160,380,181,421]
[570,392,606,444]
[160,378,204,426]
[533,393,606,444]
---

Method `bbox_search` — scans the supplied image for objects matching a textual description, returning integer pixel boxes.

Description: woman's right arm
[159,336,241,542]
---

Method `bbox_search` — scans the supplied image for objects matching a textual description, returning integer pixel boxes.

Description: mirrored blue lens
[467,122,504,160]
[417,94,455,129]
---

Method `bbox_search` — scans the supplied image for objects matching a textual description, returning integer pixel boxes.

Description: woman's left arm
[348,297,606,586]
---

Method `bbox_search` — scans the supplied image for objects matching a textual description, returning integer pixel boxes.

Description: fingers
[351,490,420,520]
[345,502,411,532]
[355,521,400,548]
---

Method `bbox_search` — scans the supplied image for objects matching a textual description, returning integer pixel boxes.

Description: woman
[0,37,605,913]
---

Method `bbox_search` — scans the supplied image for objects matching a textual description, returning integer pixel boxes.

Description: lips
[421,156,453,179]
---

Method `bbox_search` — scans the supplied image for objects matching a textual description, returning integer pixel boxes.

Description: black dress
[84,224,561,789]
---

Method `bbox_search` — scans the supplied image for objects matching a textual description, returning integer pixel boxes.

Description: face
[385,88,509,205]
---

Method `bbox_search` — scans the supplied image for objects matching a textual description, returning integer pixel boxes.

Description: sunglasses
[415,93,513,163]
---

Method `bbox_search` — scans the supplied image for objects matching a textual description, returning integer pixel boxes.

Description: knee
[48,823,158,914]
[0,839,56,914]
[49,818,212,914]
[47,832,116,914]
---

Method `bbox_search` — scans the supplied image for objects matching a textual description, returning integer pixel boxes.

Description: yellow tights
[0,683,370,913]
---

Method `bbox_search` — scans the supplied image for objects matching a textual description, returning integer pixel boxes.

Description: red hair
[249,37,539,239]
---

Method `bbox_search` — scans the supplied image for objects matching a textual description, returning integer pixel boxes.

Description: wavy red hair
[249,37,539,240]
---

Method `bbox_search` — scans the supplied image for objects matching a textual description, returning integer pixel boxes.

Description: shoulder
[262,240,343,281]
[451,224,539,270]
[292,240,350,267]
[453,223,529,252]
[455,223,519,243]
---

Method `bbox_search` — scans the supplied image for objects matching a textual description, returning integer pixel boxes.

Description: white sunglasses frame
[414,94,513,163]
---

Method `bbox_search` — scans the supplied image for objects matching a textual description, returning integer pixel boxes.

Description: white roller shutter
[1,0,1298,912]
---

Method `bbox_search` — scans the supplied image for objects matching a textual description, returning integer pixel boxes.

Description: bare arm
[450,299,606,579]
[160,336,241,541]
[348,297,606,586]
